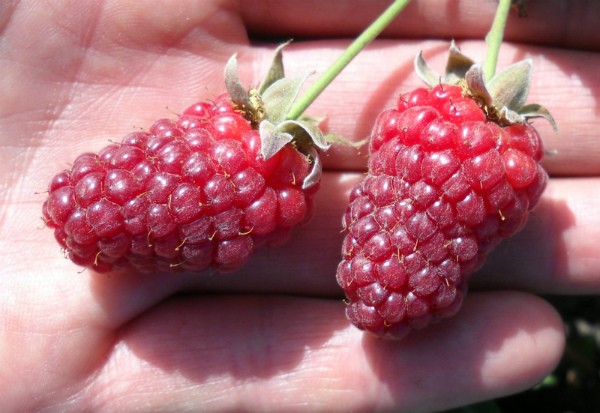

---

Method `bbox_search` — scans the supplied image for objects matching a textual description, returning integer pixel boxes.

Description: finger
[272,40,600,176]
[473,177,600,293]
[240,0,600,51]
[78,291,563,412]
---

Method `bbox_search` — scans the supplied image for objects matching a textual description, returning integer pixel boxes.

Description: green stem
[286,0,411,120]
[483,0,512,80]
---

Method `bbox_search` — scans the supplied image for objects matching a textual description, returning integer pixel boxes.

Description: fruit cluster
[41,2,553,340]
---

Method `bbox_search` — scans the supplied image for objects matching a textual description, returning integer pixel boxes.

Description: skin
[1,0,599,411]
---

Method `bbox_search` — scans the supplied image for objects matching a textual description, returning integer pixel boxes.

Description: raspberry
[42,49,329,274]
[337,45,555,339]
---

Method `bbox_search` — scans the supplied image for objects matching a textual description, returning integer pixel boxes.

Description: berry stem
[483,0,512,81]
[286,0,411,120]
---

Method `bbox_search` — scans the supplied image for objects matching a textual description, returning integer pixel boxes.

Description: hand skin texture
[1,1,599,411]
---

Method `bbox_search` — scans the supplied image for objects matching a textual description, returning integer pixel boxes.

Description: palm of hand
[1,1,599,411]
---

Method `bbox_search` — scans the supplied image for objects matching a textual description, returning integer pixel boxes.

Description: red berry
[43,98,317,273]
[337,84,548,339]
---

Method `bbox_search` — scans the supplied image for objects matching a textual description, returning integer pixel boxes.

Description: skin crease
[0,0,599,411]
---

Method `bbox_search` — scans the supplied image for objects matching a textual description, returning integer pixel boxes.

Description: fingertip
[477,292,565,393]
[360,291,566,412]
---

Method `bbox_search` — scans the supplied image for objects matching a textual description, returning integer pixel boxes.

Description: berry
[43,48,330,274]
[336,44,555,339]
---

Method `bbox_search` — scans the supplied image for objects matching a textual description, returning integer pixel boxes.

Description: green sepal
[261,73,313,124]
[465,64,493,106]
[415,41,476,87]
[223,43,344,191]
[415,42,557,131]
[224,54,252,111]
[302,147,321,191]
[325,133,368,149]
[258,41,290,94]
[258,116,329,190]
[414,52,440,87]
[258,119,325,190]
[286,118,330,151]
[258,120,294,160]
[224,54,264,124]
[444,40,476,84]
[260,118,330,159]
[519,103,558,131]
[486,59,532,114]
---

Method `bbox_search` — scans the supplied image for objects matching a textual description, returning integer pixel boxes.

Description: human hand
[1,1,599,411]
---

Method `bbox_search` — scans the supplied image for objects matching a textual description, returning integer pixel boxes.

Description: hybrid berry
[336,44,555,339]
[42,47,330,274]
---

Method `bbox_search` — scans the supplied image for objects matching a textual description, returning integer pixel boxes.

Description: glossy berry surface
[42,96,316,273]
[337,85,547,339]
